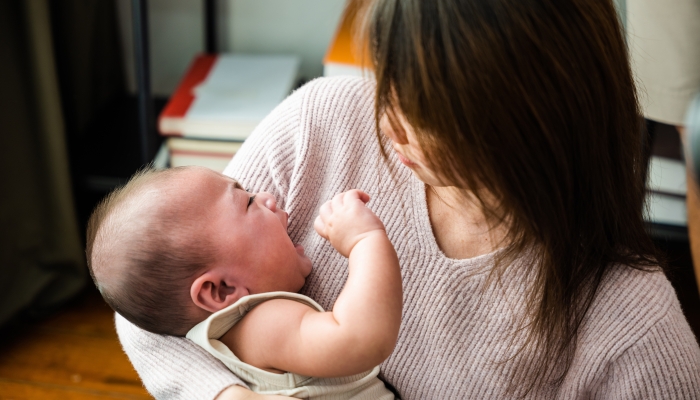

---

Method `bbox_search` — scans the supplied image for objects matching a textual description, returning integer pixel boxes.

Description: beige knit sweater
[116,77,700,399]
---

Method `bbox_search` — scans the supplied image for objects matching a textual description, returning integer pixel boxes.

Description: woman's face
[379,111,447,187]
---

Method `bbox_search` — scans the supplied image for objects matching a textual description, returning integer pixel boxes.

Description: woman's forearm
[115,313,245,400]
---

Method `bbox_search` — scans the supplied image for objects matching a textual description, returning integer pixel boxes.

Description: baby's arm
[221,190,402,378]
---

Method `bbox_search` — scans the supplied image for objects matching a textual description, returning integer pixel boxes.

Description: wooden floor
[0,241,697,400]
[0,287,151,400]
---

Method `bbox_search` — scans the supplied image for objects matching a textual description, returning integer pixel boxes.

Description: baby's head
[86,166,312,336]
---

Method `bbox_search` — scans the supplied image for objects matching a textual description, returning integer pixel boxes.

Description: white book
[323,63,368,77]
[647,156,687,196]
[159,54,300,141]
[167,138,242,173]
[646,192,687,226]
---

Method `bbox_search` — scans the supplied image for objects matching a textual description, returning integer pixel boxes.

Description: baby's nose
[257,192,277,212]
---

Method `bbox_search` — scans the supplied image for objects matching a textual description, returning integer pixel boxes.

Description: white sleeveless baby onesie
[187,292,395,400]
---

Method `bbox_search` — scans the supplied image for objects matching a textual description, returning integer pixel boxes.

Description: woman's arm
[115,313,246,400]
[115,84,310,399]
[117,313,295,400]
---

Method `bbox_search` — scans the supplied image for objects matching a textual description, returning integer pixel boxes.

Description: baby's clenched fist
[313,190,386,257]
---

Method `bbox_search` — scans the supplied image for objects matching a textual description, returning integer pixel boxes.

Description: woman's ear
[190,269,249,313]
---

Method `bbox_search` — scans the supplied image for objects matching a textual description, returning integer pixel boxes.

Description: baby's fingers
[331,191,346,210]
[319,199,333,218]
[314,215,329,240]
[344,189,370,204]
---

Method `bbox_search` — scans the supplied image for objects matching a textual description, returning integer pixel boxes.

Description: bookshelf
[131,0,219,165]
[72,0,218,229]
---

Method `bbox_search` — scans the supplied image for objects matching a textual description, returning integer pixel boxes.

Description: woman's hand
[215,385,295,400]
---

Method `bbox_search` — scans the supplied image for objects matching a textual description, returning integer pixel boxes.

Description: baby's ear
[190,269,249,313]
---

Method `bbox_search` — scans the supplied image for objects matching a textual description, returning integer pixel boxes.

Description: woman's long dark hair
[366,0,659,394]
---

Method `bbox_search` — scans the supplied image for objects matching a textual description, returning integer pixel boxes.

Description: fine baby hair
[86,167,215,336]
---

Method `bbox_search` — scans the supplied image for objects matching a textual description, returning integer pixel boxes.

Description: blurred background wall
[114,0,625,97]
[115,0,347,97]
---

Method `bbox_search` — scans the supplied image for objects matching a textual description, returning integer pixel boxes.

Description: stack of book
[647,156,687,227]
[158,53,300,172]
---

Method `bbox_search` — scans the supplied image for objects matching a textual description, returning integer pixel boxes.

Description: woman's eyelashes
[247,195,256,208]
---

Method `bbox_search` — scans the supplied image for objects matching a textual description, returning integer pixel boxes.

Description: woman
[116,0,700,398]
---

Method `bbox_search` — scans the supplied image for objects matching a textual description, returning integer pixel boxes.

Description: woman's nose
[256,192,277,212]
[380,112,410,145]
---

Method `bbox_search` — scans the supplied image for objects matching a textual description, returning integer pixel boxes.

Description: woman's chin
[393,150,445,186]
[407,167,445,187]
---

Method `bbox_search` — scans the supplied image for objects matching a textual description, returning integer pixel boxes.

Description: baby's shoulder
[239,292,325,321]
[217,293,323,363]
[233,297,320,338]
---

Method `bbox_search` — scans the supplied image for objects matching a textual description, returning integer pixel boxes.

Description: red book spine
[158,54,218,135]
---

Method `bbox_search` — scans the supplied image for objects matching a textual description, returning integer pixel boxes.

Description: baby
[86,166,402,399]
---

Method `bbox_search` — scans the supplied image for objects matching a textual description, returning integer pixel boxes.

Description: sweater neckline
[408,173,500,270]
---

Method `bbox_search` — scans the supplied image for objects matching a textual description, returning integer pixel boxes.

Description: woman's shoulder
[223,77,377,195]
[568,265,700,395]
[239,76,377,160]
[284,76,391,186]
[294,76,375,106]
[293,76,376,135]
[586,265,681,336]
[244,76,375,138]
[601,264,675,307]
[577,264,696,361]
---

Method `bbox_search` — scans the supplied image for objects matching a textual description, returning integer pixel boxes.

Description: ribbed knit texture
[115,76,700,399]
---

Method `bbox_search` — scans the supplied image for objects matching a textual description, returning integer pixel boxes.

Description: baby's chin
[288,264,312,294]
[294,243,313,278]
[299,256,313,279]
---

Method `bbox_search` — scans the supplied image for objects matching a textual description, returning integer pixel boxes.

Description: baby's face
[173,167,312,294]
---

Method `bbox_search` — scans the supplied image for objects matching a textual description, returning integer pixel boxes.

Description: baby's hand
[314,190,386,257]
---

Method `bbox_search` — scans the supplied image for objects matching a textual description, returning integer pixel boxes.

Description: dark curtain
[50,0,125,149]
[0,0,125,327]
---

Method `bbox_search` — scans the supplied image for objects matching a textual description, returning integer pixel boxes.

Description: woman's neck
[426,185,508,259]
